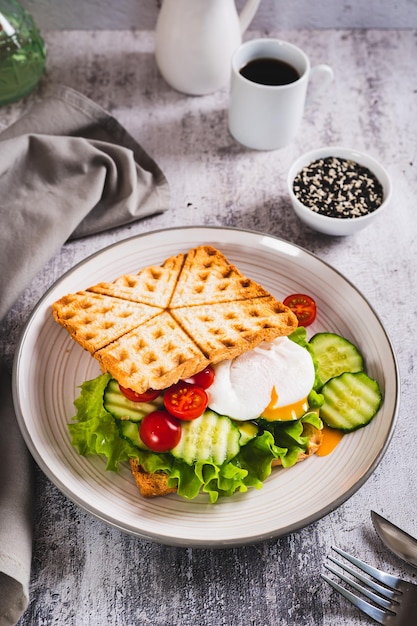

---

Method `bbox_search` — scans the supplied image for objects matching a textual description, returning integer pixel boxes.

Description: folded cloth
[0,83,170,320]
[0,363,33,626]
[0,84,170,625]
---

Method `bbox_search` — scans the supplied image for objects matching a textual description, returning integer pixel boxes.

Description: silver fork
[322,546,417,625]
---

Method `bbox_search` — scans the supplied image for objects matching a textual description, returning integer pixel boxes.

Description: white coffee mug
[228,39,334,150]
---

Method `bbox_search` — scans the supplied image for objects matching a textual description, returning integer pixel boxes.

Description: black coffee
[239,57,300,86]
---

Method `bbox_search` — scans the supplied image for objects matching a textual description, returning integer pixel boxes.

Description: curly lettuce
[69,369,322,503]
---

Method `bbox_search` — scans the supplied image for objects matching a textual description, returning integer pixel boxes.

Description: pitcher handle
[239,0,262,34]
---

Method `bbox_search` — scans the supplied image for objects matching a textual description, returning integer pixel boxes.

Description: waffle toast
[52,245,298,393]
[88,253,184,308]
[51,291,163,354]
[129,458,177,498]
[171,297,296,362]
[95,311,210,393]
[169,245,270,307]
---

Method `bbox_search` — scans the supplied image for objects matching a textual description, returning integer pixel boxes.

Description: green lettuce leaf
[69,373,134,471]
[288,326,309,347]
[259,411,323,468]
[69,373,322,502]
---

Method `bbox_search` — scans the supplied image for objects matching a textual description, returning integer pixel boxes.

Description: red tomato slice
[184,365,215,389]
[139,410,182,452]
[164,382,208,420]
[119,385,161,403]
[283,293,317,327]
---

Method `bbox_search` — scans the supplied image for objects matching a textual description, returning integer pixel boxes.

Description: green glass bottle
[0,0,46,106]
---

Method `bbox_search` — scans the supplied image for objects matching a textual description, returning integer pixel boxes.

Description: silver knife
[371,510,417,568]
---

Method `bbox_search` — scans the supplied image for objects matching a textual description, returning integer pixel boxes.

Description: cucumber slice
[310,332,364,386]
[236,421,258,446]
[103,379,162,422]
[171,410,240,465]
[320,371,382,432]
[118,420,149,450]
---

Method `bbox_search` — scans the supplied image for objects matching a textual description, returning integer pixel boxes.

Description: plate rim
[12,226,400,547]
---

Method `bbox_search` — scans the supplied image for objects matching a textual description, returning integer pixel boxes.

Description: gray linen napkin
[0,363,33,626]
[0,85,170,625]
[0,83,170,320]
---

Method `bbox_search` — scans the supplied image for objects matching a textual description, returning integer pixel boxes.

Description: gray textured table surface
[1,28,416,626]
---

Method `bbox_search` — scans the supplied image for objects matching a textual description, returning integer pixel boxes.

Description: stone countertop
[1,28,416,626]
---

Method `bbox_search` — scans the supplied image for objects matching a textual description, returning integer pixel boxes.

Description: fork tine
[331,546,402,590]
[327,555,398,601]
[322,573,392,625]
[324,561,395,609]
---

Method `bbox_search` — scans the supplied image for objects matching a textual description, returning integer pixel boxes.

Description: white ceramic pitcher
[155,0,262,96]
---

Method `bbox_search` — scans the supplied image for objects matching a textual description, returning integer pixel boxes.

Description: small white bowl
[287,146,392,236]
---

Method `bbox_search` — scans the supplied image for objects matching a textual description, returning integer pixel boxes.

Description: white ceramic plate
[13,227,399,547]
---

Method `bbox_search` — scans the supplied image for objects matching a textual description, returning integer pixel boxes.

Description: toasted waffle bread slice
[172,297,298,363]
[52,245,298,393]
[169,245,269,308]
[88,253,184,308]
[51,291,163,353]
[129,459,177,498]
[95,311,210,393]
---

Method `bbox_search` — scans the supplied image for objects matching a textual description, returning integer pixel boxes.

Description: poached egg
[207,336,315,421]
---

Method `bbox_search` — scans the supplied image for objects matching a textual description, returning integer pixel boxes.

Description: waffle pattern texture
[52,246,298,393]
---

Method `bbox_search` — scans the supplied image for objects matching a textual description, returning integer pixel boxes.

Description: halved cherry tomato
[283,293,317,327]
[164,382,208,420]
[119,385,161,403]
[184,365,215,389]
[139,410,182,452]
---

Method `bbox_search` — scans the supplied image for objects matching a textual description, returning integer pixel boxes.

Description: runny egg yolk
[262,386,309,421]
[316,424,344,456]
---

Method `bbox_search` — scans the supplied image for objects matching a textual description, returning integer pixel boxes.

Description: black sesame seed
[292,156,384,219]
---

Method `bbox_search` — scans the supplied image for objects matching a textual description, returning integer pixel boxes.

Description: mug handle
[307,64,334,101]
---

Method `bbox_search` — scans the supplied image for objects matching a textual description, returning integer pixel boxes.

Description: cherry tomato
[184,365,215,389]
[139,410,182,452]
[119,385,160,403]
[283,293,317,327]
[164,382,208,420]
